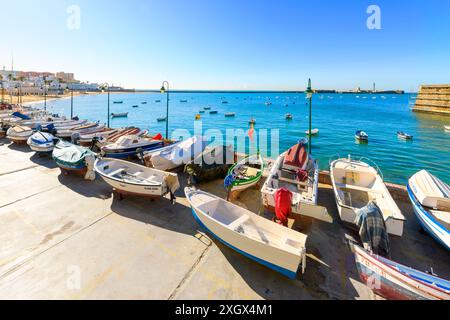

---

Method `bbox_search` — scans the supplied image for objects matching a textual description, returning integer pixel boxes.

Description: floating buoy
[195,114,201,120]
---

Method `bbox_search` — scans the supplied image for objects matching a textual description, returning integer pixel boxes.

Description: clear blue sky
[1,0,449,91]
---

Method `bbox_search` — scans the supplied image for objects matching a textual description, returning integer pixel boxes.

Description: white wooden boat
[444,125,450,132]
[185,187,307,279]
[147,136,207,171]
[397,131,413,140]
[330,156,405,236]
[6,126,33,144]
[355,130,369,141]
[101,134,164,158]
[351,243,450,300]
[111,112,128,118]
[57,123,104,139]
[224,112,235,117]
[407,170,449,250]
[305,128,319,136]
[95,158,180,199]
[226,153,264,194]
[261,142,332,223]
[27,131,55,153]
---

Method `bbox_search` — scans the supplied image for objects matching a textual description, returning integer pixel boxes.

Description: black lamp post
[305,78,314,155]
[160,81,170,140]
[43,76,47,111]
[101,83,110,127]
[70,85,74,119]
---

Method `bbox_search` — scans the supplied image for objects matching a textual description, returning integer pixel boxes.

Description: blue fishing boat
[101,135,165,158]
[407,170,450,250]
[27,131,55,153]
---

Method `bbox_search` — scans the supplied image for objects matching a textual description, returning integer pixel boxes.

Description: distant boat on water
[397,131,413,140]
[355,130,369,141]
[111,112,128,118]
[210,110,218,114]
[265,101,272,106]
[142,102,147,104]
[225,112,235,117]
[157,117,167,122]
[305,128,319,136]
[113,101,123,104]
[180,99,188,103]
[204,107,211,110]
[132,105,139,108]
[285,113,293,120]
[155,100,161,103]
[222,101,229,104]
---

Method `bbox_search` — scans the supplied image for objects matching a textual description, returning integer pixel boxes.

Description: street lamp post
[101,83,110,128]
[305,78,314,155]
[160,81,170,140]
[70,86,74,119]
[43,76,47,111]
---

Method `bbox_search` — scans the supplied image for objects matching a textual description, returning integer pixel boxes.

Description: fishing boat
[101,135,165,159]
[78,128,118,147]
[180,99,188,103]
[27,131,56,153]
[95,158,180,199]
[56,123,105,139]
[155,100,161,103]
[209,110,218,114]
[351,243,450,300]
[199,110,205,114]
[249,118,256,125]
[146,136,207,171]
[261,142,332,223]
[305,128,319,136]
[222,101,229,104]
[330,156,405,236]
[113,101,123,104]
[132,105,139,108]
[265,102,272,106]
[204,107,211,110]
[6,126,33,144]
[226,153,264,195]
[185,145,235,185]
[157,117,167,122]
[286,114,293,120]
[95,127,145,148]
[397,131,413,140]
[142,102,147,104]
[52,140,96,180]
[185,187,308,279]
[444,125,450,132]
[355,130,369,141]
[111,112,128,118]
[407,170,450,250]
[225,112,235,117]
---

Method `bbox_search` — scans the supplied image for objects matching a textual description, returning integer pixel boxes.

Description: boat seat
[335,182,383,195]
[279,176,310,188]
[109,168,127,177]
[430,210,450,230]
[245,167,260,177]
[229,215,250,230]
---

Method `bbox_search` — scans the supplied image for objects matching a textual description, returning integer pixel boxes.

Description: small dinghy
[132,105,139,108]
[397,131,413,140]
[444,125,450,132]
[351,243,450,300]
[52,140,96,180]
[225,153,264,195]
[407,170,450,249]
[6,125,33,144]
[157,117,167,122]
[146,136,207,171]
[355,130,369,141]
[249,118,256,125]
[204,107,211,110]
[224,112,235,117]
[185,145,235,185]
[101,135,164,158]
[265,101,272,106]
[286,114,293,120]
[222,101,229,104]
[185,187,308,279]
[95,158,180,200]
[111,112,128,118]
[180,99,188,103]
[209,110,218,114]
[305,128,319,136]
[27,131,55,153]
[113,101,124,104]
[155,100,161,103]
[261,142,332,223]
[330,156,405,236]
[199,110,205,114]
[141,102,147,105]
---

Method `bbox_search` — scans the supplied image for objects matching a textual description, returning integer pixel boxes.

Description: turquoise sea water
[31,92,450,185]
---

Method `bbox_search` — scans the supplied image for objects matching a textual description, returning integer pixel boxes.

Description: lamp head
[160,85,166,94]
[305,78,313,98]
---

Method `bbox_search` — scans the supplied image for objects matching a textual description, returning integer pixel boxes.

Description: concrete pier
[0,140,448,300]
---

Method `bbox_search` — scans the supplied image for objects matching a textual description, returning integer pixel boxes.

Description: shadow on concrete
[29,152,58,169]
[7,142,33,153]
[57,174,111,199]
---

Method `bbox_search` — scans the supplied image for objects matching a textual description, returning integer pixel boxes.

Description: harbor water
[31,92,450,185]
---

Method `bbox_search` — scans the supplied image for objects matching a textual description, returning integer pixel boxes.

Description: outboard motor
[71,132,81,145]
[72,116,79,121]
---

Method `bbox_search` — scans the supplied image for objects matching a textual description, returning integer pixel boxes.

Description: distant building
[68,82,100,91]
[56,72,75,82]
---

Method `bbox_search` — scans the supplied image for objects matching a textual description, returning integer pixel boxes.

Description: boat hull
[407,185,450,250]
[102,141,165,159]
[98,174,166,197]
[189,206,303,279]
[352,244,450,300]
